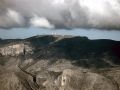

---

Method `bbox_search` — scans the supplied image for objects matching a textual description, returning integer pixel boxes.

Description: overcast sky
[0,0,120,40]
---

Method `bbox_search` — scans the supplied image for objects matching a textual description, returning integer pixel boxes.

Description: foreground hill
[0,35,120,90]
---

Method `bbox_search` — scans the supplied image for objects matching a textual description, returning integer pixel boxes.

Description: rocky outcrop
[58,69,118,90]
[0,35,120,90]
[0,68,119,90]
[0,44,33,56]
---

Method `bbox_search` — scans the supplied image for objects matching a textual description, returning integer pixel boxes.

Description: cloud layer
[0,0,120,30]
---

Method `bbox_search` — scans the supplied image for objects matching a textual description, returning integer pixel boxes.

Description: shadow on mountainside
[0,35,120,69]
[26,35,120,69]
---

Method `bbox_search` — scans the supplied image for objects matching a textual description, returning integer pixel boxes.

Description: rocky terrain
[0,35,120,90]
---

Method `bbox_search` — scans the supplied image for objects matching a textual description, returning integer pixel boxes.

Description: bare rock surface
[0,35,120,90]
[0,43,33,56]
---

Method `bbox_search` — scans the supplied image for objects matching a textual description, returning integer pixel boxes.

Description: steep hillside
[0,35,120,90]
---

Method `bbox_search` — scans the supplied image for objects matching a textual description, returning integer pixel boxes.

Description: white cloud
[0,9,26,29]
[52,0,65,5]
[1,0,120,30]
[80,0,107,15]
[7,9,24,25]
[30,15,54,29]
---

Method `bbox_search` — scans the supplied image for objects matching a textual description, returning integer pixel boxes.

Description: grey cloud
[0,0,120,30]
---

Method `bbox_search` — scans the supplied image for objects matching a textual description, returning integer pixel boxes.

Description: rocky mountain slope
[0,35,120,90]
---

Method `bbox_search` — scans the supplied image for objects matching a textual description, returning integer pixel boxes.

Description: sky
[0,0,120,40]
[0,28,120,41]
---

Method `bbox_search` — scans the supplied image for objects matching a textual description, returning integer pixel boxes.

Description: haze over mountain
[0,35,120,90]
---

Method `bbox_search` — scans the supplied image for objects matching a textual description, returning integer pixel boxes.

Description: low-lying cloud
[0,0,120,30]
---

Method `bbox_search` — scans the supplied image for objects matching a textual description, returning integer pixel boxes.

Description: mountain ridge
[0,35,120,90]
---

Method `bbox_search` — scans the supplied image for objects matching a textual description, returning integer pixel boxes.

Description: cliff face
[0,43,33,56]
[0,67,119,90]
[0,35,120,90]
[57,69,118,90]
